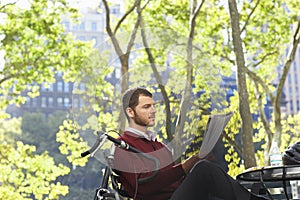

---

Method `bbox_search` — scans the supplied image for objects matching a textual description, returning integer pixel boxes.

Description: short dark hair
[122,87,152,122]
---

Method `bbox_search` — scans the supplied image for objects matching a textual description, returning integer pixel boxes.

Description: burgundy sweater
[113,131,185,200]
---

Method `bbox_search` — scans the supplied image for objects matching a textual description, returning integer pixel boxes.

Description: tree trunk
[273,19,300,146]
[102,0,142,132]
[228,0,256,168]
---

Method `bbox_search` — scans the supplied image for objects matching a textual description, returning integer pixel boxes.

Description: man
[113,87,268,200]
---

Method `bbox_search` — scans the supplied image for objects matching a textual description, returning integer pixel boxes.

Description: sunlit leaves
[56,119,88,167]
[0,142,69,200]
[281,113,300,150]
[225,146,244,177]
[0,0,93,110]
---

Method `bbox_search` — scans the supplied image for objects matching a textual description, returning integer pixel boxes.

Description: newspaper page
[198,112,234,159]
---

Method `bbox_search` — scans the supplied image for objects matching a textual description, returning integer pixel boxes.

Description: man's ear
[126,107,134,118]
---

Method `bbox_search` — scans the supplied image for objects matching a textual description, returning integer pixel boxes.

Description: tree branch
[247,50,278,68]
[113,1,139,34]
[273,18,300,143]
[276,19,300,105]
[241,0,260,33]
[102,0,123,56]
[125,0,142,55]
[222,131,242,154]
[244,66,275,102]
[0,2,16,11]
[253,81,272,150]
[0,74,15,85]
[138,2,173,140]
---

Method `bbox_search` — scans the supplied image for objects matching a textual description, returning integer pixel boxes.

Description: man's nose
[151,105,156,113]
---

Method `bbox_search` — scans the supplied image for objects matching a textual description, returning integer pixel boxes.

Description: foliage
[1,2,300,199]
[56,119,89,167]
[0,0,94,198]
[0,0,93,110]
[0,141,69,200]
[56,48,119,167]
[20,111,67,156]
[18,111,101,199]
[257,112,300,152]
[0,115,22,144]
[78,0,300,173]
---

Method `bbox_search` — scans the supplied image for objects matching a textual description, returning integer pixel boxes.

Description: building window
[290,101,294,112]
[78,36,86,41]
[79,82,85,90]
[80,22,85,30]
[91,22,97,31]
[111,5,120,14]
[80,99,84,108]
[32,98,37,107]
[47,83,53,92]
[48,97,53,107]
[57,71,63,77]
[73,24,79,31]
[57,81,63,92]
[24,97,30,107]
[41,83,47,92]
[63,22,70,31]
[64,97,70,108]
[288,73,292,84]
[41,97,47,107]
[57,97,63,108]
[64,82,69,92]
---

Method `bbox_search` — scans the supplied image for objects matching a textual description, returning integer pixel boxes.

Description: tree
[70,0,234,164]
[226,0,300,167]
[0,0,92,110]
[228,0,256,168]
[0,117,70,200]
[0,0,94,198]
[57,0,300,179]
[102,0,144,131]
[247,15,300,159]
[105,0,300,170]
[134,0,232,161]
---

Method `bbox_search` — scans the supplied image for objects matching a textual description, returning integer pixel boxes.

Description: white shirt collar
[125,127,157,141]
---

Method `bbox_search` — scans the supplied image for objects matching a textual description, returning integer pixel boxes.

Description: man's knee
[191,160,214,173]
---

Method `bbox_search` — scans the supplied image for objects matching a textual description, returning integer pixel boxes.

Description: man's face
[129,95,156,127]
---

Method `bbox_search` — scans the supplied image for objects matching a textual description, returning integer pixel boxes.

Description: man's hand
[181,155,201,174]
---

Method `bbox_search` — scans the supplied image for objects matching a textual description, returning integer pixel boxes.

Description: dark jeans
[170,160,269,200]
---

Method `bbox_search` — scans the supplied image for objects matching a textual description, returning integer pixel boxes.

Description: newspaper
[198,112,234,159]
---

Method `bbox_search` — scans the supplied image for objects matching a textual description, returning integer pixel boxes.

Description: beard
[133,110,153,127]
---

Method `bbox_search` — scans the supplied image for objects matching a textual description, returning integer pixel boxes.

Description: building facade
[283,48,300,115]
